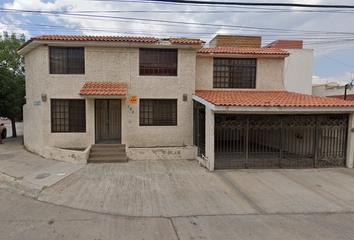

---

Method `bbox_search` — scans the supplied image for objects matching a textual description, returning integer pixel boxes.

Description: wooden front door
[95,99,121,144]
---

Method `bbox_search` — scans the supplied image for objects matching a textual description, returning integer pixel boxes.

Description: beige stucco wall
[23,48,45,155]
[24,46,197,157]
[195,57,285,91]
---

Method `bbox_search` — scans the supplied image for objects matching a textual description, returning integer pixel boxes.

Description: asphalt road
[2,189,354,240]
[1,121,23,138]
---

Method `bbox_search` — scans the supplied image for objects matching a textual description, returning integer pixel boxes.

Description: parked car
[0,117,8,121]
[0,124,6,139]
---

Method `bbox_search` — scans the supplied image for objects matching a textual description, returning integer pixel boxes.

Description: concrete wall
[195,57,284,91]
[205,107,215,171]
[283,49,314,95]
[24,46,198,160]
[312,84,354,100]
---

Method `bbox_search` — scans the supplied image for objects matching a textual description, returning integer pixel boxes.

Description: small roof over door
[79,82,127,99]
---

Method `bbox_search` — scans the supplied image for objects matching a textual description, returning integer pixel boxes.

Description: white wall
[312,84,354,98]
[283,49,314,95]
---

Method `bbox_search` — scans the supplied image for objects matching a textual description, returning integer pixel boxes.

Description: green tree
[0,31,26,139]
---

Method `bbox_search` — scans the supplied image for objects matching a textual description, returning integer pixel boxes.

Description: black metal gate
[193,100,206,158]
[214,114,348,169]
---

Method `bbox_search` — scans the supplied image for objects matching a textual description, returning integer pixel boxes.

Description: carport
[193,90,354,171]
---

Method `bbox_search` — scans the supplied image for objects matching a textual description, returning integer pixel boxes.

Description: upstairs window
[51,99,86,132]
[213,58,256,88]
[140,99,177,126]
[139,49,177,76]
[50,47,85,74]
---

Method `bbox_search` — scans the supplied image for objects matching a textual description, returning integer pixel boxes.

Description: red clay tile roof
[162,37,205,44]
[18,35,204,51]
[194,90,354,107]
[198,47,290,55]
[79,82,127,96]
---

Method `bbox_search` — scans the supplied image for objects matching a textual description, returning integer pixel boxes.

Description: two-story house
[18,34,354,171]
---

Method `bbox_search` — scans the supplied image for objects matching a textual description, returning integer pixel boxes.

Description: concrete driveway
[38,160,354,217]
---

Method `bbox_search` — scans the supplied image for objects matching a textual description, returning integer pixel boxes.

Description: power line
[140,0,354,9]
[3,7,354,14]
[315,51,354,69]
[2,8,354,36]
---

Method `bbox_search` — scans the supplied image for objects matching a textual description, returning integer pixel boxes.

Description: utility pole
[344,78,354,100]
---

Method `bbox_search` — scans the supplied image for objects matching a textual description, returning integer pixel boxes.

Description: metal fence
[214,114,348,169]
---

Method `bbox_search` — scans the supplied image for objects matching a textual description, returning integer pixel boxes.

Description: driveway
[38,160,354,217]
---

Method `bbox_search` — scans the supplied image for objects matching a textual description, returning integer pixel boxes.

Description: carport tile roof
[198,47,290,55]
[194,90,354,107]
[79,82,127,96]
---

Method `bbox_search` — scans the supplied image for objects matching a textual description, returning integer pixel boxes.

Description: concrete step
[91,144,125,149]
[89,151,126,158]
[88,144,127,163]
[88,156,127,163]
[90,147,125,153]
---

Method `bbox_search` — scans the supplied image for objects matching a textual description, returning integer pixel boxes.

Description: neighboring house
[312,82,354,101]
[18,34,354,171]
[264,39,314,95]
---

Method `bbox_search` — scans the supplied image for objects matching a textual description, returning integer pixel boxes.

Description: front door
[95,99,121,144]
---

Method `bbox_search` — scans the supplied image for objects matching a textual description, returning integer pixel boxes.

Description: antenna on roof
[344,78,354,100]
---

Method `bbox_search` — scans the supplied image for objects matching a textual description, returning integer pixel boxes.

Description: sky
[1,0,354,85]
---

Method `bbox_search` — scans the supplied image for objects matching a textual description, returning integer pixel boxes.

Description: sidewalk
[0,137,84,198]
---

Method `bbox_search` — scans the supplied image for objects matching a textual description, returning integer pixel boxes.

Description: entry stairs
[88,144,127,163]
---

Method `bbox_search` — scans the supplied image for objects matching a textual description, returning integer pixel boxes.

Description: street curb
[0,173,42,198]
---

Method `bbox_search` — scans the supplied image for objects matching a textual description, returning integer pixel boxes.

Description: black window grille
[139,48,177,76]
[213,58,256,88]
[51,99,86,132]
[50,47,85,74]
[140,99,177,126]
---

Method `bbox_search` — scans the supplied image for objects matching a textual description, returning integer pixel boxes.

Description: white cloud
[2,0,354,82]
[312,72,352,85]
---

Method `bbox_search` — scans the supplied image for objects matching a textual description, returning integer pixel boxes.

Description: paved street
[2,189,354,240]
[0,189,177,240]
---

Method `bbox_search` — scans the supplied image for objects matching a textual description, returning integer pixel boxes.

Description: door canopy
[79,81,127,99]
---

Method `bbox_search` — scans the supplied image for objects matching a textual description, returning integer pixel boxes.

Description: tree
[0,31,26,139]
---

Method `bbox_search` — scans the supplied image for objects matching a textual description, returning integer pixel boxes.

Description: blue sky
[1,0,354,84]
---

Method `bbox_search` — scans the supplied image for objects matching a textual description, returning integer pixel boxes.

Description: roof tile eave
[194,90,354,108]
[79,81,128,96]
[18,35,205,51]
[197,47,290,55]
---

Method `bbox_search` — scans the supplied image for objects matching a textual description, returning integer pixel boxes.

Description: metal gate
[193,100,206,158]
[214,114,348,169]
